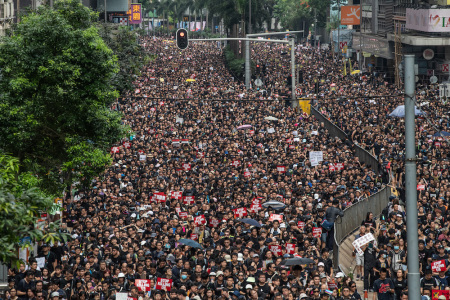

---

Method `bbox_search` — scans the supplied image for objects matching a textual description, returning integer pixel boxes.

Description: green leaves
[0,0,125,195]
[0,153,55,265]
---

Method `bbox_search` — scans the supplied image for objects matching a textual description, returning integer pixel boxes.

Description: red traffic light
[176,29,189,50]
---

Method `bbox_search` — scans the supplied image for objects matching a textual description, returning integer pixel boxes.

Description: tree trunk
[230,23,239,57]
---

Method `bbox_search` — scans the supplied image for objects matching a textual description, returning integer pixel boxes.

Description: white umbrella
[265,116,279,121]
[389,105,423,117]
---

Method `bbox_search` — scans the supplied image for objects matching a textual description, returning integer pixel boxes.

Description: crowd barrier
[310,106,391,270]
[0,264,7,288]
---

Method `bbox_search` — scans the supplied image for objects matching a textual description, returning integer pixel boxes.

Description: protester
[6,35,447,300]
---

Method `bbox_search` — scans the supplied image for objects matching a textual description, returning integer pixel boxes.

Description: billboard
[129,3,142,25]
[341,6,360,25]
[406,8,450,32]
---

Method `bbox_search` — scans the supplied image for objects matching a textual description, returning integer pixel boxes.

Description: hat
[209,272,216,276]
[238,253,244,261]
[118,273,125,278]
[335,272,345,278]
[253,254,259,258]
[51,292,60,298]
[318,262,325,267]
[246,284,253,289]
[280,223,286,228]
[224,254,232,262]
[216,271,224,277]
[300,293,308,299]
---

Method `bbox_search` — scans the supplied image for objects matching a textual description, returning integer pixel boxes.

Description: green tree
[0,0,126,194]
[274,0,312,31]
[0,154,64,265]
[98,24,150,94]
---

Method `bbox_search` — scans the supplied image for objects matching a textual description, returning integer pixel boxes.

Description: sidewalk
[338,233,375,300]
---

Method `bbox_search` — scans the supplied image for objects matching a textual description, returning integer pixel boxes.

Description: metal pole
[290,38,296,107]
[338,0,340,57]
[247,30,304,37]
[245,39,251,89]
[359,0,362,68]
[248,0,252,34]
[104,0,106,22]
[314,9,317,48]
[191,38,289,43]
[404,54,420,300]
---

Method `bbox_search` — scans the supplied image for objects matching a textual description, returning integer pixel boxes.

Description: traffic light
[176,29,189,50]
[256,64,260,74]
[315,82,319,94]
[286,75,292,87]
[298,70,303,83]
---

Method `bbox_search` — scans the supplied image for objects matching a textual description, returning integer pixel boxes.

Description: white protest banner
[351,233,375,255]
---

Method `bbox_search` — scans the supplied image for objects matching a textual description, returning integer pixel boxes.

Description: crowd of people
[3,34,448,300]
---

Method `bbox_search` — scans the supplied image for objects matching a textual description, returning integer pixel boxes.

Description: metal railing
[311,106,391,270]
[0,263,7,284]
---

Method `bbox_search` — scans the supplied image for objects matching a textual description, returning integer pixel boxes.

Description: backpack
[391,251,403,271]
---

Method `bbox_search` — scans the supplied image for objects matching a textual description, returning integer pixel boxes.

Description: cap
[335,272,345,278]
[118,273,125,278]
[216,271,224,277]
[253,254,259,258]
[300,293,308,299]
[209,272,216,276]
[224,254,231,262]
[246,284,253,289]
[51,292,60,298]
[318,262,325,267]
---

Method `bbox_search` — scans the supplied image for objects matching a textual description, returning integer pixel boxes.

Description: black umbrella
[178,239,203,249]
[281,257,315,266]
[236,218,262,228]
[262,200,286,209]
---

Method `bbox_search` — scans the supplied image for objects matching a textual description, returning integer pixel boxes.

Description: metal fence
[311,106,391,270]
[354,144,380,175]
[0,263,7,284]
[310,107,349,141]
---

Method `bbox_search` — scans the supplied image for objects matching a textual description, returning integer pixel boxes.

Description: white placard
[267,128,275,133]
[140,155,146,161]
[36,257,46,269]
[310,157,319,167]
[309,151,323,162]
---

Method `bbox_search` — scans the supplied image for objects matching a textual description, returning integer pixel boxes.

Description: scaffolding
[394,19,403,88]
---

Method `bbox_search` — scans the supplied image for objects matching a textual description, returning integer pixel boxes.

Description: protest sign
[156,278,173,291]
[135,279,151,291]
[313,227,322,238]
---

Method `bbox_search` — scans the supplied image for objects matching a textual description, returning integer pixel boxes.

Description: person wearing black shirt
[392,270,407,300]
[256,273,271,299]
[363,242,377,292]
[373,268,394,300]
[17,271,35,300]
[420,270,438,294]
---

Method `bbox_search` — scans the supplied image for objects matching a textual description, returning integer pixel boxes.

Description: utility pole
[404,54,420,300]
[104,0,107,22]
[290,38,296,107]
[314,9,317,48]
[248,0,252,34]
[337,0,340,57]
[243,30,303,89]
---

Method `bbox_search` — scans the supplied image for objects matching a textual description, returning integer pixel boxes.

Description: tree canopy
[0,0,126,194]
